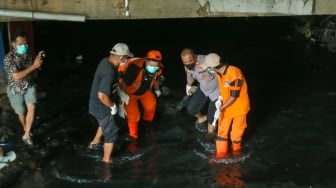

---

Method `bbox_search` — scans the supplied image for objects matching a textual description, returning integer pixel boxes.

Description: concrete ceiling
[0,0,336,22]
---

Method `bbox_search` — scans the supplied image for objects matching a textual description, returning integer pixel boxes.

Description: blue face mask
[16,44,29,55]
[146,65,159,74]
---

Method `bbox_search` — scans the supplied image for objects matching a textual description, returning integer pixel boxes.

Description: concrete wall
[314,0,336,15]
[0,0,335,22]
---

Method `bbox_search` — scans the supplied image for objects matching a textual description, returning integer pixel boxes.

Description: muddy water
[7,17,336,187]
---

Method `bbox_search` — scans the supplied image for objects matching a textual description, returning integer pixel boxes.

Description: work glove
[155,90,161,97]
[186,85,192,96]
[110,104,118,115]
[215,96,222,110]
[118,90,130,105]
[213,108,220,121]
[118,104,127,119]
[211,109,220,125]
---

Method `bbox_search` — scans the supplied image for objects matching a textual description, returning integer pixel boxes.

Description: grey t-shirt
[186,55,219,101]
[89,58,118,118]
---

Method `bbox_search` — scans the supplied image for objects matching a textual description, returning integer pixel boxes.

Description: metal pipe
[125,0,129,16]
[0,9,85,22]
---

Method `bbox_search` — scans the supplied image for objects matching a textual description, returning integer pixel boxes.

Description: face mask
[185,63,195,70]
[208,69,215,74]
[120,60,126,66]
[16,44,28,55]
[146,65,159,74]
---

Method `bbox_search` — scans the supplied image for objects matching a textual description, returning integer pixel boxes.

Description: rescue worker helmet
[146,50,162,61]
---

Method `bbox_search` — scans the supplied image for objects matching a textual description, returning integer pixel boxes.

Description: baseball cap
[110,43,134,57]
[204,53,221,68]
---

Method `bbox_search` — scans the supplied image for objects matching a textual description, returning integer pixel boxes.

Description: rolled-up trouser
[92,114,119,143]
[186,88,208,116]
[124,90,156,138]
[217,114,247,144]
[207,99,216,126]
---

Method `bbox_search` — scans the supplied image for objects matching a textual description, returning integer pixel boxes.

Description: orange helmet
[146,50,162,61]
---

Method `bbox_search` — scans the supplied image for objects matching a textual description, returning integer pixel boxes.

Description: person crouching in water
[203,53,250,158]
[119,50,164,140]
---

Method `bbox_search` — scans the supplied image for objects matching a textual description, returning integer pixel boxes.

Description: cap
[204,53,221,68]
[110,43,134,57]
[146,50,162,61]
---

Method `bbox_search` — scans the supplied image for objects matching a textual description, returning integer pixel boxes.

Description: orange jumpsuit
[119,58,163,139]
[216,64,250,158]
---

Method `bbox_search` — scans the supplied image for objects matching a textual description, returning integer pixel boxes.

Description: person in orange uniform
[203,53,250,158]
[119,50,164,139]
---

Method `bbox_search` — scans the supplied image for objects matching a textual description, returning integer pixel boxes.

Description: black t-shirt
[89,58,118,118]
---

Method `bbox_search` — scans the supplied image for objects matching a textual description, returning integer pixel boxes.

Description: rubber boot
[215,140,228,159]
[128,122,139,139]
[143,111,155,122]
[127,140,138,153]
[232,141,242,157]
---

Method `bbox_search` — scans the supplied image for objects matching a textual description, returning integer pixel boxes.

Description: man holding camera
[3,31,45,146]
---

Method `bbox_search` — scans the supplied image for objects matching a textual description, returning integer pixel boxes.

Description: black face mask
[185,63,196,70]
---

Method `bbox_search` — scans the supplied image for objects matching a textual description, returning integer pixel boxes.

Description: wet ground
[1,17,336,187]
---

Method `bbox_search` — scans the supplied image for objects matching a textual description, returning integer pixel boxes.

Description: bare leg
[23,103,35,138]
[0,147,3,157]
[90,126,103,145]
[208,123,216,133]
[102,143,114,163]
[18,114,26,132]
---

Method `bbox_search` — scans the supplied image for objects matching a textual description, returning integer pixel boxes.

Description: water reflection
[196,135,250,187]
[129,124,160,183]
[93,163,113,182]
[213,163,246,188]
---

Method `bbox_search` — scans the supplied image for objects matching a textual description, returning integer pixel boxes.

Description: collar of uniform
[220,63,229,75]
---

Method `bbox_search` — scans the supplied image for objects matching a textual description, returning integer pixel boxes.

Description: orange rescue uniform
[119,58,163,139]
[216,64,250,158]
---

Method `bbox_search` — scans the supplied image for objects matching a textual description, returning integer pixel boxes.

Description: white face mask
[208,69,215,74]
[120,61,126,66]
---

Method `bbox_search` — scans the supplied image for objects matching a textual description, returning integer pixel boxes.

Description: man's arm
[12,51,44,81]
[98,92,115,108]
[220,78,242,110]
[220,96,236,110]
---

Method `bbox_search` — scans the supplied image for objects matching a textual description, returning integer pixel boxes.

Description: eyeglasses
[120,56,128,61]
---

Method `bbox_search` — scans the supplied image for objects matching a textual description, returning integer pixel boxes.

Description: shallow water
[5,17,336,187]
